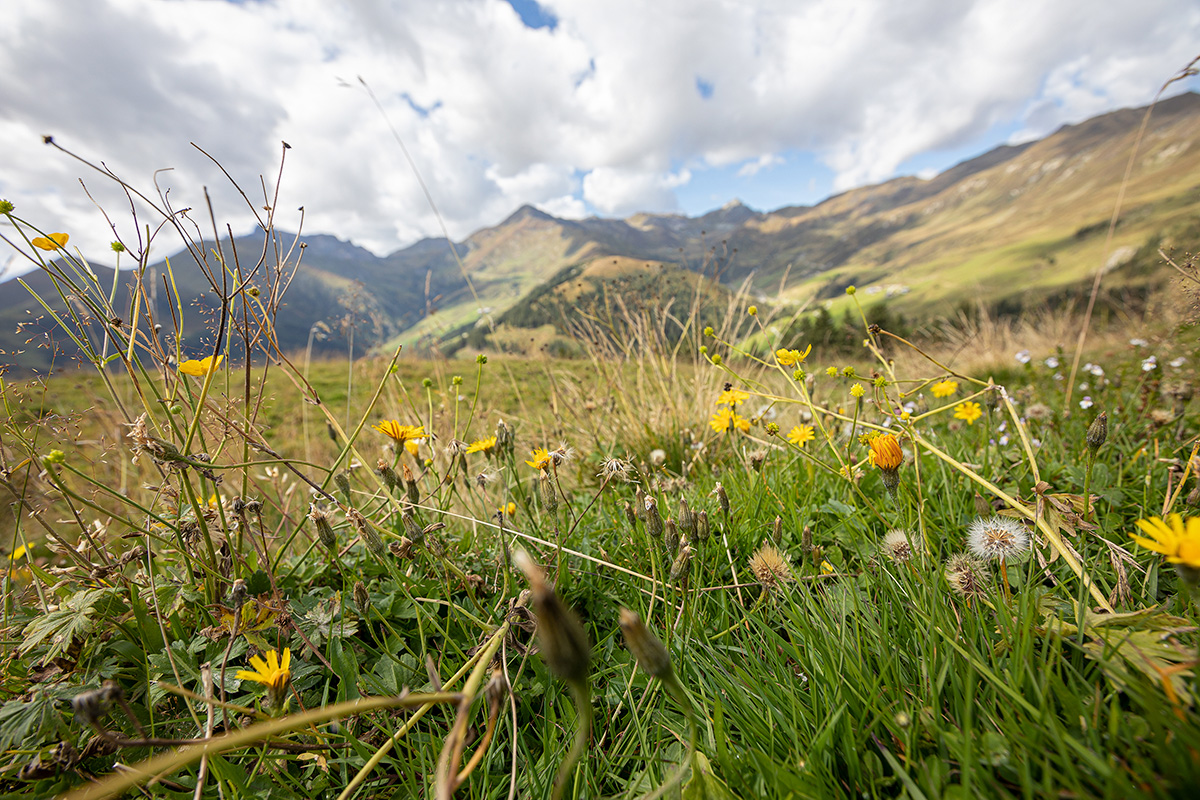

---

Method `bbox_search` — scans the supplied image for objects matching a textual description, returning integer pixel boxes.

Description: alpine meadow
[3,33,1200,800]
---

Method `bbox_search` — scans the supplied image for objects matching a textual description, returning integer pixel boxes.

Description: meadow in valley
[1,145,1200,800]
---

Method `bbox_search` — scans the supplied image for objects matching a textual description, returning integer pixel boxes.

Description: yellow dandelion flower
[787,425,815,447]
[715,389,750,406]
[466,435,496,455]
[710,408,750,433]
[931,379,958,398]
[373,420,426,443]
[867,433,904,470]
[405,440,421,457]
[1130,514,1200,568]
[178,354,224,377]
[236,648,291,691]
[775,345,813,367]
[954,401,983,425]
[525,447,553,470]
[710,408,734,432]
[31,232,69,251]
[820,559,835,575]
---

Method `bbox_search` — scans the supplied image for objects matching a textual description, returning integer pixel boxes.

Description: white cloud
[1,0,1198,266]
[583,166,692,216]
[738,154,785,178]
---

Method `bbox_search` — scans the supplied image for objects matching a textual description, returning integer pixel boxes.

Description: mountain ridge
[4,92,1199,369]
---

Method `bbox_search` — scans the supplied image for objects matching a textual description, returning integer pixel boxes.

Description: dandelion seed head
[966,516,1029,562]
[882,529,919,563]
[749,543,794,592]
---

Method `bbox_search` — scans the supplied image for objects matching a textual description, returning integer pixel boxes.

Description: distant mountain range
[4,92,1199,370]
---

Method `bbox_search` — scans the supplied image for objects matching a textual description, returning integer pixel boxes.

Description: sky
[1,0,1198,273]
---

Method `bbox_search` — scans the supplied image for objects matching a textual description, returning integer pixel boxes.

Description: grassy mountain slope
[4,94,1199,370]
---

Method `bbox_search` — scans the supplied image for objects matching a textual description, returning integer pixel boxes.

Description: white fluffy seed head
[966,516,1030,562]
[882,529,918,563]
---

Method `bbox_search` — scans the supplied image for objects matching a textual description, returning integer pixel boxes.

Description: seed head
[945,553,989,601]
[966,516,1030,562]
[749,543,794,592]
[881,529,920,563]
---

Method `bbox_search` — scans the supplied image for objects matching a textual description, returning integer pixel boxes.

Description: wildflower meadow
[1,147,1199,800]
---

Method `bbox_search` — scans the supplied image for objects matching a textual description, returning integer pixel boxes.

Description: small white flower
[1044,356,1060,368]
[1141,356,1157,372]
[1130,338,1148,347]
[966,516,1030,562]
[1169,357,1187,368]
[1079,382,1089,392]
[998,434,1009,446]
[1079,396,1094,409]
[997,420,1007,432]
[1015,349,1032,364]
[1053,373,1064,381]
[1089,364,1105,377]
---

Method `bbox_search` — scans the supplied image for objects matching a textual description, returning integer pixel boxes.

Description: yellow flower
[826,366,838,377]
[31,232,69,251]
[373,420,426,443]
[715,389,750,406]
[775,345,813,367]
[466,436,496,455]
[787,425,815,447]
[954,401,983,425]
[850,383,865,398]
[821,560,835,575]
[178,354,224,377]
[405,440,420,457]
[8,544,27,563]
[236,648,291,691]
[709,408,749,433]
[931,379,958,398]
[1130,514,1200,568]
[499,501,517,517]
[868,433,904,470]
[526,447,553,470]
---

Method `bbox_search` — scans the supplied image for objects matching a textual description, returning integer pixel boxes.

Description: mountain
[4,93,1199,370]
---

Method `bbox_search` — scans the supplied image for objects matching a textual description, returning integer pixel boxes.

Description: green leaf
[682,752,737,800]
[20,587,126,662]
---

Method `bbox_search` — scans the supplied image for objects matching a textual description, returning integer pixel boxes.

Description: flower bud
[514,550,591,688]
[347,508,386,558]
[1086,411,1108,452]
[353,581,371,617]
[619,609,673,681]
[308,504,337,550]
[695,510,710,545]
